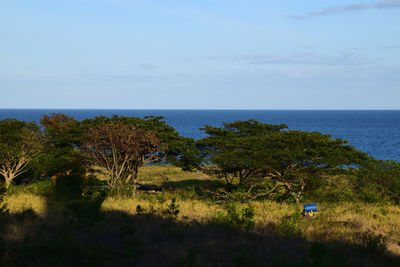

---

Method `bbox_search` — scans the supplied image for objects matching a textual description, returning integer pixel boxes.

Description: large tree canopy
[0,119,44,189]
[199,120,288,184]
[39,114,200,175]
[198,119,368,201]
[81,115,201,170]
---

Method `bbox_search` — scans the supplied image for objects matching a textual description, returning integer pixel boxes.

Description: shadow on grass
[162,179,226,191]
[1,181,400,266]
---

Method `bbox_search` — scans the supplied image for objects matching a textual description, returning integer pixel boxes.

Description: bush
[162,198,180,221]
[277,207,303,238]
[354,229,388,253]
[212,203,255,230]
[356,160,400,204]
[357,184,388,203]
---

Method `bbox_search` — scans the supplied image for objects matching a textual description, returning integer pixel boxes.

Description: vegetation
[0,119,44,189]
[199,120,368,202]
[82,121,161,192]
[0,115,399,265]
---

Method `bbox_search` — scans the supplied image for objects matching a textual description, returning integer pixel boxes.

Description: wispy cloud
[288,0,400,19]
[212,52,371,67]
[380,45,400,49]
[139,63,156,70]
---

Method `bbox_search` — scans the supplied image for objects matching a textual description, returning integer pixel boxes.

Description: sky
[1,0,399,109]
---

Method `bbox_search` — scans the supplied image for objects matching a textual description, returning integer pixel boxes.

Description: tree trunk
[133,164,139,196]
[4,178,11,189]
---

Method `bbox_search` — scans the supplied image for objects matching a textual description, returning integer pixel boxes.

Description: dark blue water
[1,109,399,162]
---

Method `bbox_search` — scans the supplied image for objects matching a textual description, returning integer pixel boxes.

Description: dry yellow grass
[4,165,400,257]
[101,194,400,255]
[5,192,46,215]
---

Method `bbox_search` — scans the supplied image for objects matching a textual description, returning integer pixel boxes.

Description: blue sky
[1,0,399,109]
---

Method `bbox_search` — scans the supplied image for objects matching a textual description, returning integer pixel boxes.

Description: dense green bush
[6,180,53,196]
[354,229,388,253]
[212,203,255,230]
[356,160,400,204]
[277,207,303,238]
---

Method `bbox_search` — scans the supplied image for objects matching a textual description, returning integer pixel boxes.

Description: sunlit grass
[4,165,400,257]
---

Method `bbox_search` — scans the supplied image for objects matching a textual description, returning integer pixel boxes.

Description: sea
[0,109,399,162]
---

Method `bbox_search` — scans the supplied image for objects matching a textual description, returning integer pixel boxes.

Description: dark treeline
[0,113,399,204]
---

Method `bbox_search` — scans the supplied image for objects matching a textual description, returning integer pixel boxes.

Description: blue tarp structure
[303,204,318,212]
[303,204,318,217]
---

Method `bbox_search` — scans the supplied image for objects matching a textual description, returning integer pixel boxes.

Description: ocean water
[0,109,399,162]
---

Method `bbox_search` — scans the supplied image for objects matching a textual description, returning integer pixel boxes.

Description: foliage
[354,229,388,253]
[212,202,255,230]
[40,113,86,182]
[81,121,161,192]
[356,159,400,204]
[199,120,287,185]
[81,115,202,171]
[199,119,368,202]
[0,188,9,216]
[276,207,303,238]
[0,119,44,189]
[303,175,356,203]
[162,198,180,221]
[6,180,54,196]
[40,113,83,148]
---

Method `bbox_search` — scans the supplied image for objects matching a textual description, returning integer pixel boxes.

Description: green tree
[258,130,367,201]
[199,120,287,185]
[356,159,400,203]
[199,119,367,202]
[40,113,85,180]
[81,115,201,170]
[0,119,44,189]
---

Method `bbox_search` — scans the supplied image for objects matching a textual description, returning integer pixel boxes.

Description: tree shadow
[1,180,400,266]
[162,179,226,191]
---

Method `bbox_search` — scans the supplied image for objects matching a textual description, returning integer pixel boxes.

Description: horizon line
[0,108,399,111]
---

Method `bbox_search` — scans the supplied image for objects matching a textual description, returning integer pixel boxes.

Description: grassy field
[2,165,400,266]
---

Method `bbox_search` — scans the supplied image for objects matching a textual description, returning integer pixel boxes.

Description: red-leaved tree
[81,121,162,192]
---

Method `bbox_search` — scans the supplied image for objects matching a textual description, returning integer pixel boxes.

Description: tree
[81,121,161,192]
[198,120,287,185]
[40,113,83,148]
[40,113,85,180]
[81,115,201,171]
[198,119,367,202]
[0,119,44,189]
[257,130,367,201]
[356,159,400,203]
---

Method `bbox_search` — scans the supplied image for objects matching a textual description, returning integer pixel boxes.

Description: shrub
[212,203,255,230]
[357,184,388,203]
[354,229,388,253]
[356,160,400,204]
[162,198,180,221]
[136,205,145,214]
[277,207,303,238]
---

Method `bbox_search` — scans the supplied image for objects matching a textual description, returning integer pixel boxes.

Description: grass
[2,165,400,266]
